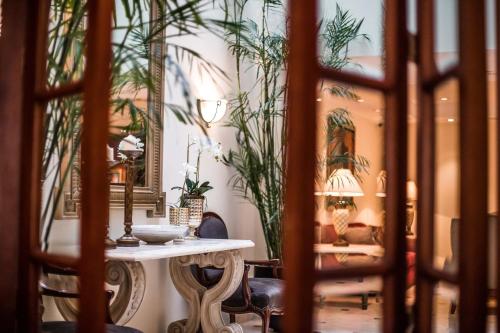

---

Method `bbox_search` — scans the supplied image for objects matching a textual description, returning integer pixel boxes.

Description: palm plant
[41,0,229,248]
[222,1,368,260]
[324,108,370,181]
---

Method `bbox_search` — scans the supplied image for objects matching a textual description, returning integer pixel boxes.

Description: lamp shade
[197,99,227,125]
[320,168,364,197]
[407,180,417,201]
[376,170,387,197]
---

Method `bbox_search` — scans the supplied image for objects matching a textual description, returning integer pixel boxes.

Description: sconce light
[197,99,227,127]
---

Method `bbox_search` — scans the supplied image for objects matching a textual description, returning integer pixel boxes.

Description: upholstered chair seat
[42,322,142,333]
[194,212,284,333]
[223,277,284,309]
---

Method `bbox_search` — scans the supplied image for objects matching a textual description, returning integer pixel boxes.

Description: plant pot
[169,207,190,226]
[183,195,205,227]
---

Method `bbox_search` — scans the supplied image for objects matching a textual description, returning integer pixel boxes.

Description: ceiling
[318,51,498,124]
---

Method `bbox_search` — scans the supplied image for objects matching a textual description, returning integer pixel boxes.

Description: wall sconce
[197,99,227,127]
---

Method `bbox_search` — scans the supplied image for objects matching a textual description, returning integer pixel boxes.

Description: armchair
[40,263,142,333]
[194,212,284,333]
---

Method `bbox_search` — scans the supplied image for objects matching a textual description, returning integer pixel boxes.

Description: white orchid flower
[199,136,213,152]
[211,143,223,161]
[180,162,197,177]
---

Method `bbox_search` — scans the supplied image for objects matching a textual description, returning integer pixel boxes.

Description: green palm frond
[221,1,368,260]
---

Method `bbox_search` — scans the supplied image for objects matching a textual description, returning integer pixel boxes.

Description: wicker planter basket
[183,195,205,226]
[169,207,189,226]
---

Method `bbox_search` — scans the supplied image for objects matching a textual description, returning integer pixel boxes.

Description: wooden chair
[40,264,143,333]
[193,212,284,333]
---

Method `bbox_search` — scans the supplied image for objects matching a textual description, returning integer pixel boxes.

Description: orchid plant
[172,136,222,207]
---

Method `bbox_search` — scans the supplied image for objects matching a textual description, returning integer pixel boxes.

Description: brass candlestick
[116,150,142,247]
[105,160,119,249]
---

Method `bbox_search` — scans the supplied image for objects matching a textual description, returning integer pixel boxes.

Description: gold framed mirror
[60,2,165,218]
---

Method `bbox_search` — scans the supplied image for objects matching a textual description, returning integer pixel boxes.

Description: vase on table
[183,195,205,238]
[169,207,190,226]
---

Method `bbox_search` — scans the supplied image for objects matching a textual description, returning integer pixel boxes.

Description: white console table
[48,239,254,333]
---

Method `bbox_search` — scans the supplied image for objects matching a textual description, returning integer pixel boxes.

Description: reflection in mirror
[59,1,166,220]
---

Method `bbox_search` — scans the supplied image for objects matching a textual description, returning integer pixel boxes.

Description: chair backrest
[197,212,229,239]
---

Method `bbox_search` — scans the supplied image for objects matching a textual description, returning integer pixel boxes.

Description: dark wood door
[1,0,114,332]
[284,0,491,332]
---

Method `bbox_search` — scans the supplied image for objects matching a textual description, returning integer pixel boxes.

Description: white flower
[211,143,223,161]
[179,162,197,177]
[199,136,213,152]
[119,134,144,151]
[118,152,127,161]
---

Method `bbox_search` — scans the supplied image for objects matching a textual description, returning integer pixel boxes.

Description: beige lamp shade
[318,168,364,197]
[407,180,417,201]
[375,171,418,201]
[376,170,387,197]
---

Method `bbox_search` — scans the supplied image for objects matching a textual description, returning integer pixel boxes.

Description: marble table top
[314,243,384,257]
[51,239,255,262]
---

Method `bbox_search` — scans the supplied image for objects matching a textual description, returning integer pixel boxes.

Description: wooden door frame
[284,0,409,332]
[6,1,114,332]
[415,0,489,332]
[0,1,34,331]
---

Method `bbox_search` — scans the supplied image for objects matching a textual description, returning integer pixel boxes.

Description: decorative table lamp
[406,180,417,235]
[105,145,118,249]
[376,171,418,236]
[321,168,364,247]
[116,135,144,247]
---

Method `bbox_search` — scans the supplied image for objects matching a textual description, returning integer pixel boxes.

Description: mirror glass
[60,1,165,218]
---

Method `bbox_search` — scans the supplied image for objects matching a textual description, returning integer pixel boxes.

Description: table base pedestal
[168,250,244,333]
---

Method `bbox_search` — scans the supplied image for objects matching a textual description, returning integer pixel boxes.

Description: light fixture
[321,169,364,197]
[447,118,455,123]
[440,97,448,101]
[317,168,364,247]
[197,99,228,127]
[376,171,418,236]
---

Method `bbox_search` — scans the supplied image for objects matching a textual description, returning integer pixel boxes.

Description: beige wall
[350,113,384,225]
[407,119,498,260]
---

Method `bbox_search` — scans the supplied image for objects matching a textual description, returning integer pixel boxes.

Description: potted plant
[222,1,369,262]
[172,136,221,233]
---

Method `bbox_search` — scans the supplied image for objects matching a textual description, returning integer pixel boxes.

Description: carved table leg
[168,257,207,333]
[200,251,244,333]
[52,261,146,325]
[168,250,244,333]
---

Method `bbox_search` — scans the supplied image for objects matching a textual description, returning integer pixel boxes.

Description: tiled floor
[239,285,497,332]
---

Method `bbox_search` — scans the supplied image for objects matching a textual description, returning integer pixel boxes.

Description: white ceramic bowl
[132,225,189,244]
